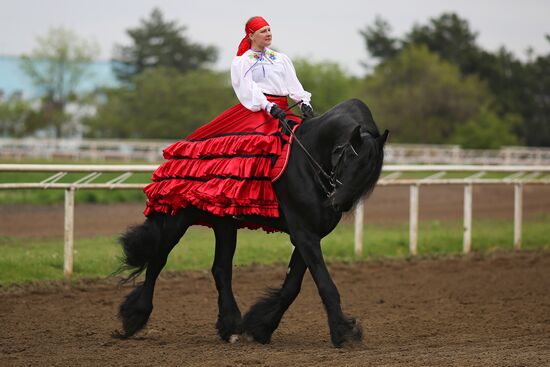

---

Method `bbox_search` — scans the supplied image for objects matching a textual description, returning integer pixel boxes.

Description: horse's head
[324,100,389,212]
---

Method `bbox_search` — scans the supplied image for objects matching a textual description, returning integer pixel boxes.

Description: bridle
[278,118,360,198]
[251,101,366,198]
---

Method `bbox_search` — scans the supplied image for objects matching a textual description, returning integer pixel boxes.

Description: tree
[293,60,357,114]
[359,16,399,66]
[0,94,31,137]
[521,41,550,146]
[451,106,521,149]
[359,12,549,146]
[85,67,235,139]
[19,27,99,137]
[404,14,530,123]
[112,8,217,82]
[406,13,482,75]
[359,45,492,144]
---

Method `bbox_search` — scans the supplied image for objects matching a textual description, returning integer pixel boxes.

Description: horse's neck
[299,115,354,153]
[297,117,338,165]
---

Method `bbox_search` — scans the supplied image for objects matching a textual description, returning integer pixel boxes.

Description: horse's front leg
[211,220,242,342]
[243,247,307,344]
[292,229,363,347]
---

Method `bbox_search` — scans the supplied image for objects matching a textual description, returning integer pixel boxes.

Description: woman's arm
[230,56,272,112]
[282,54,312,106]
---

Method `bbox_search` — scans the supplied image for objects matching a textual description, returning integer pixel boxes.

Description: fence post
[64,187,75,279]
[354,200,364,257]
[514,183,523,250]
[409,184,419,256]
[463,184,473,254]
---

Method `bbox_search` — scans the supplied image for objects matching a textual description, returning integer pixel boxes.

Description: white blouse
[230,48,312,112]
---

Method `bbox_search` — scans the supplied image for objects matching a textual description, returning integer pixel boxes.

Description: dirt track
[1,186,549,366]
[1,251,549,366]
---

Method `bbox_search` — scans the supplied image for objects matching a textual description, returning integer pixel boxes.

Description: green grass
[1,216,549,285]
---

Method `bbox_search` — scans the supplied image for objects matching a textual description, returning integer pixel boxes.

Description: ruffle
[143,177,279,218]
[163,133,281,159]
[152,156,274,182]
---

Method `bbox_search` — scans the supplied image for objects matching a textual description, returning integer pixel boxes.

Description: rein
[250,99,344,197]
[278,118,358,197]
[252,100,358,198]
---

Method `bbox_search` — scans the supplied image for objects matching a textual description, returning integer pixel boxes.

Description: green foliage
[451,106,522,149]
[361,45,491,144]
[0,96,31,137]
[521,46,550,146]
[359,16,400,64]
[293,59,357,114]
[85,67,236,139]
[112,8,217,82]
[359,12,550,146]
[405,13,481,75]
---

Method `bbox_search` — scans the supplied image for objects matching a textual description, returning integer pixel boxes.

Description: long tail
[117,216,162,283]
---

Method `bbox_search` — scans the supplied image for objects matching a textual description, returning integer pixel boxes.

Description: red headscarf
[236,16,270,56]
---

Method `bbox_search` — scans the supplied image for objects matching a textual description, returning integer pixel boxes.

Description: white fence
[1,163,550,279]
[2,137,550,165]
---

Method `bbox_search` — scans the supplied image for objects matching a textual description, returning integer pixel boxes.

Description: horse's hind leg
[242,248,307,344]
[211,219,242,342]
[117,211,193,338]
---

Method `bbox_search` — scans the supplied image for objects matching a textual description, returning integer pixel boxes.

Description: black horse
[116,98,388,347]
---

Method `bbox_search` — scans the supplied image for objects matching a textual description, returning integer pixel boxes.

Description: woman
[231,16,313,123]
[143,16,313,227]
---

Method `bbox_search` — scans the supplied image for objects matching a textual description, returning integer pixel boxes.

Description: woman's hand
[270,105,286,120]
[300,103,314,118]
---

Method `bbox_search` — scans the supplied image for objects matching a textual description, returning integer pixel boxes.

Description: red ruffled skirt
[143,96,301,230]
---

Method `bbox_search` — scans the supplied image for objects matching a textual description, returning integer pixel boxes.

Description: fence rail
[1,163,550,279]
[2,138,550,165]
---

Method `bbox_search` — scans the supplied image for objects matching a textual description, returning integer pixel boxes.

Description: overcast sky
[1,0,549,75]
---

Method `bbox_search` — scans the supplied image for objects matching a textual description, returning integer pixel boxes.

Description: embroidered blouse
[230,48,312,112]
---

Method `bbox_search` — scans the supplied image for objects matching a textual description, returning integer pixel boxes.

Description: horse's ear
[377,129,389,145]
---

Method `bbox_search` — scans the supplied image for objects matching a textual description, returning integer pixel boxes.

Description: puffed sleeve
[230,56,271,112]
[281,54,312,105]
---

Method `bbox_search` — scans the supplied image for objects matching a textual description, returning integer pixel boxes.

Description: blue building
[0,55,119,99]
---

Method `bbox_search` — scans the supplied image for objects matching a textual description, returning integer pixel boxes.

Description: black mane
[296,98,387,212]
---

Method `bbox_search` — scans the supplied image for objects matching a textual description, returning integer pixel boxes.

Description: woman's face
[249,25,272,50]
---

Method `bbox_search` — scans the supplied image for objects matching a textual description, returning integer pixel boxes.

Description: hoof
[216,312,242,342]
[345,318,363,343]
[111,329,128,339]
[229,334,239,343]
[331,317,363,348]
[243,331,271,344]
[117,285,153,338]
[242,315,273,344]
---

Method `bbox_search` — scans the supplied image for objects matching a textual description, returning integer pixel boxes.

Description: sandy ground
[1,251,549,366]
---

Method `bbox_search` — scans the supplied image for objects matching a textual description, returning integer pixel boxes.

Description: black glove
[269,104,286,120]
[300,103,314,118]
